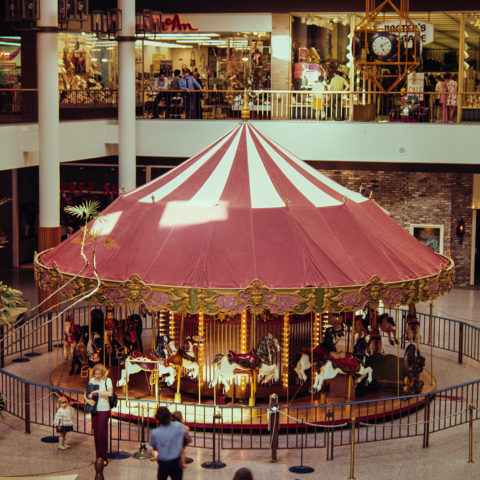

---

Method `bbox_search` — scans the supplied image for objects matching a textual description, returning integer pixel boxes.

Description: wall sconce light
[456,218,466,244]
[91,8,122,39]
[5,0,39,24]
[135,9,162,38]
[58,0,89,30]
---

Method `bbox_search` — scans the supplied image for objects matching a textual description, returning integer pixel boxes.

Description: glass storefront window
[58,32,118,91]
[135,32,271,91]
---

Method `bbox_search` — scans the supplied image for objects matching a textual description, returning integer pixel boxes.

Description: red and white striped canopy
[41,123,448,290]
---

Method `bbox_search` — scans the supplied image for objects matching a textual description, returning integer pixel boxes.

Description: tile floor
[0,267,479,479]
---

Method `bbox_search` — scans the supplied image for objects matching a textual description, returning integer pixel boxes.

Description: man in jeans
[149,407,186,480]
[179,69,203,119]
[152,73,169,119]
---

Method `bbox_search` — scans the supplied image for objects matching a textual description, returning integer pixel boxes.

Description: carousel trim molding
[34,250,455,316]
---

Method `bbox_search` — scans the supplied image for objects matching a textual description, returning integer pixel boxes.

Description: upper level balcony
[1,87,479,124]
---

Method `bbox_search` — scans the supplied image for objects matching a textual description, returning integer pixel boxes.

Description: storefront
[135,13,272,91]
[291,11,480,92]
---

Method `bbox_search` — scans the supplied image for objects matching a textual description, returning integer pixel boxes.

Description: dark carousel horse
[69,325,90,375]
[210,333,280,391]
[403,343,425,395]
[123,314,144,353]
[293,326,342,383]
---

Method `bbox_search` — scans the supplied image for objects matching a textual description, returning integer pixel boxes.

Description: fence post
[0,324,4,368]
[422,397,431,448]
[458,323,464,364]
[24,382,31,434]
[348,417,356,480]
[467,404,475,464]
[269,394,279,463]
[47,313,53,352]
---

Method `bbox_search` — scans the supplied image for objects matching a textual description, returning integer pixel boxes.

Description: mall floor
[0,265,479,480]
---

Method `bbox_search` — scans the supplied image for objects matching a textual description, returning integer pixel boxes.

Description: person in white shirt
[84,364,113,464]
[54,396,74,450]
[152,73,170,119]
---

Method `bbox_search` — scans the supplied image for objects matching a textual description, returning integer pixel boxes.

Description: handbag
[108,392,118,409]
[85,383,99,414]
[105,380,118,409]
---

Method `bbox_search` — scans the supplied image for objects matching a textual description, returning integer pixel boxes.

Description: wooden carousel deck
[51,356,436,428]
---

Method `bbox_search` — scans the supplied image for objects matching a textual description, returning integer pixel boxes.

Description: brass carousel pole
[346,310,356,417]
[174,311,185,403]
[198,311,204,404]
[429,301,434,385]
[249,312,256,407]
[282,314,290,404]
[310,312,314,405]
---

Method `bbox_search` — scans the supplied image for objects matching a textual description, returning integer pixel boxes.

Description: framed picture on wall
[410,224,444,254]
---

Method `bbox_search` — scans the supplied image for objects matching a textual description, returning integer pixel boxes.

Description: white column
[118,0,136,192]
[37,2,59,228]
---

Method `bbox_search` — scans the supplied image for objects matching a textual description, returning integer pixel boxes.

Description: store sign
[162,14,198,32]
[379,21,434,46]
[61,181,118,197]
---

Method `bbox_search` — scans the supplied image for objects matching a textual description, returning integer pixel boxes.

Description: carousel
[34,115,454,423]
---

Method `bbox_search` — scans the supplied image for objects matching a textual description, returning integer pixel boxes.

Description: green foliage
[0,281,25,325]
[64,200,100,221]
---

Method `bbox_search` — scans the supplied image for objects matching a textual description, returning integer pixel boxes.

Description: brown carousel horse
[331,312,368,341]
[63,316,83,361]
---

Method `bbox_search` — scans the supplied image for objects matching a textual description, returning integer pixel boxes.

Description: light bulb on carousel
[282,314,289,388]
[169,311,175,340]
[240,310,247,391]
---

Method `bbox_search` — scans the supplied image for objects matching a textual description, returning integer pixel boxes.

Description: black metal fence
[0,306,479,460]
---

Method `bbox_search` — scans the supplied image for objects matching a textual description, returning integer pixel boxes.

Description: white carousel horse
[209,333,280,391]
[116,336,177,388]
[168,335,204,379]
[312,337,373,392]
[293,326,341,383]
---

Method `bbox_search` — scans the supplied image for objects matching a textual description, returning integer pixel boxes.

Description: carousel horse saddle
[303,344,330,362]
[330,353,358,373]
[228,351,259,369]
[131,350,163,363]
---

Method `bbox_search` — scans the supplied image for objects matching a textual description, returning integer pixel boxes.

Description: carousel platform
[51,358,436,429]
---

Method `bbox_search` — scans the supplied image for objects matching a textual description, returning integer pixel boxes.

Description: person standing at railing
[446,73,458,123]
[329,71,348,120]
[434,75,444,122]
[312,74,328,120]
[152,73,169,119]
[179,69,203,119]
[192,72,204,119]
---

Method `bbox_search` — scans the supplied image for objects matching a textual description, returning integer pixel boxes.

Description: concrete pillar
[271,14,292,91]
[37,1,60,310]
[118,0,136,192]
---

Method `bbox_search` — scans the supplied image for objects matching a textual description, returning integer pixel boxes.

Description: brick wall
[318,169,473,286]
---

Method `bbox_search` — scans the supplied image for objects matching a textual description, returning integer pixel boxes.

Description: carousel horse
[116,340,177,388]
[332,312,369,341]
[367,328,384,355]
[312,337,373,392]
[167,335,203,379]
[293,326,342,383]
[86,331,103,367]
[210,333,280,391]
[63,316,83,360]
[403,344,425,395]
[69,325,90,375]
[123,314,144,353]
[406,313,421,351]
[376,313,399,346]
